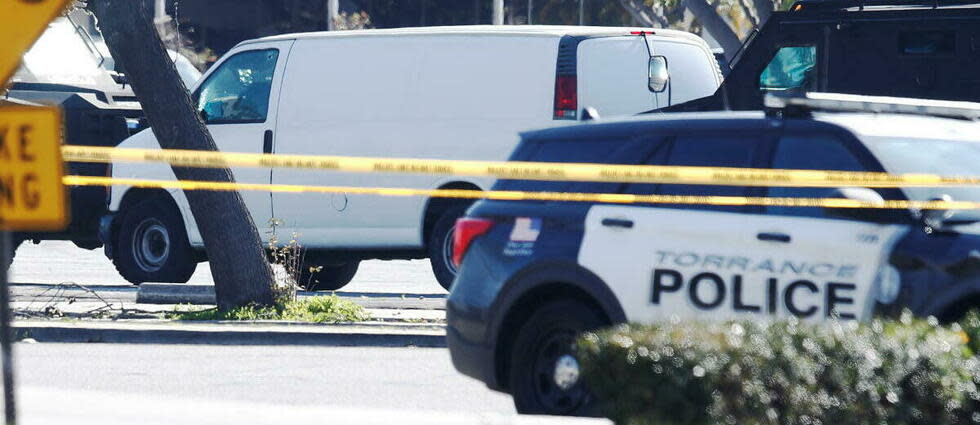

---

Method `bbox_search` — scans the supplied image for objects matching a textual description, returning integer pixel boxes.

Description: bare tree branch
[618,0,670,28]
[735,0,760,27]
[682,0,742,59]
[752,0,774,25]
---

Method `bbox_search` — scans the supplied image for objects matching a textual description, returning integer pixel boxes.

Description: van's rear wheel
[428,205,468,291]
[113,198,197,284]
[509,300,605,416]
[300,257,359,291]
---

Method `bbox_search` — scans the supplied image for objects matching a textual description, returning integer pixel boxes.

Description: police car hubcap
[553,354,580,390]
[532,331,588,412]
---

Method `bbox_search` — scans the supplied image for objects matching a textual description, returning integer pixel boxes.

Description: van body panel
[271,34,557,248]
[650,39,722,105]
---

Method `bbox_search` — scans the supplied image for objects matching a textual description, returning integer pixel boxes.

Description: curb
[137,283,215,304]
[13,321,447,348]
[135,284,448,310]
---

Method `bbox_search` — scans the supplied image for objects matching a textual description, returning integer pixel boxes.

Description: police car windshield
[864,136,980,220]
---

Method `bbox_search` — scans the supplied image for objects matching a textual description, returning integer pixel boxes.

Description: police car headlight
[874,265,901,305]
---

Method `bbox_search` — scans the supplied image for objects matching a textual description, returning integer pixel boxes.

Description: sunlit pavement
[16,343,517,417]
[9,241,445,295]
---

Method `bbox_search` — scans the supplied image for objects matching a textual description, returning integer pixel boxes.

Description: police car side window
[655,135,758,212]
[767,134,865,218]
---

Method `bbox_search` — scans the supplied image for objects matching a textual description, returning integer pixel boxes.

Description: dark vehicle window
[195,49,279,124]
[766,134,866,218]
[495,137,661,194]
[629,134,760,212]
[759,46,816,92]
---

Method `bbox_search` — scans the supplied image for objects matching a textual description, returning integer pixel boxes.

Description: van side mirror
[823,187,889,222]
[648,55,669,93]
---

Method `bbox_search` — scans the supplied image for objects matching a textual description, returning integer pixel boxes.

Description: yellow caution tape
[62,176,980,210]
[62,146,980,188]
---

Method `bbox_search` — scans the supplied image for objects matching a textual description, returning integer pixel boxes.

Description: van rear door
[576,36,659,117]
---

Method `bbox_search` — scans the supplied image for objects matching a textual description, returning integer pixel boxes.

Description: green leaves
[577,316,980,425]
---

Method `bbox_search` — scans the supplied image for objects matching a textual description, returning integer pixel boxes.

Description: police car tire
[299,259,359,291]
[113,199,197,285]
[3,236,23,271]
[428,205,468,291]
[509,299,605,416]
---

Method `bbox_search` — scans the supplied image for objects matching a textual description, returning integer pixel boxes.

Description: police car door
[578,127,906,323]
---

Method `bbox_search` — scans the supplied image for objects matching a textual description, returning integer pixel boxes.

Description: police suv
[446,93,980,415]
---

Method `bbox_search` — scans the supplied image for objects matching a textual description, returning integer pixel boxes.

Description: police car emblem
[504,217,540,257]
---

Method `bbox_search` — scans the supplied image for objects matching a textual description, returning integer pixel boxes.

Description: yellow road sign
[0,106,66,231]
[0,0,73,84]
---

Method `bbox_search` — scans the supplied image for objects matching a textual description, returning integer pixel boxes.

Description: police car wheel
[3,235,23,271]
[509,299,605,416]
[299,259,359,291]
[113,199,197,285]
[428,205,468,291]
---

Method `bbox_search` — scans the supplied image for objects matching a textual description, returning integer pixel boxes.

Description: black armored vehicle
[3,14,145,265]
[667,0,980,112]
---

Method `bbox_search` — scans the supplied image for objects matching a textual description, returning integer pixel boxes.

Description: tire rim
[132,218,170,272]
[530,330,590,414]
[442,223,458,275]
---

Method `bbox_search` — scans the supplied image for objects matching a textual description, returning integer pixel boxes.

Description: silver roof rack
[764,92,980,121]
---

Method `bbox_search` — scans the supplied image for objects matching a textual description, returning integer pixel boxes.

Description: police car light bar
[764,92,980,121]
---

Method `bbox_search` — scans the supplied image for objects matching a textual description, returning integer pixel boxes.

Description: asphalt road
[9,241,445,295]
[16,343,515,414]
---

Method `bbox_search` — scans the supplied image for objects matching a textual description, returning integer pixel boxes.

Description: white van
[103,25,722,291]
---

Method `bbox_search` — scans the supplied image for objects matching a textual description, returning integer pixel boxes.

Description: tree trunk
[682,0,742,60]
[88,0,276,310]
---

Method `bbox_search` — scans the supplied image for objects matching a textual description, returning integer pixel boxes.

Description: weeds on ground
[170,219,368,323]
[169,295,368,323]
[266,218,305,303]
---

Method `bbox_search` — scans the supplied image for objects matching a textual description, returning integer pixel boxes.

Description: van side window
[195,49,279,124]
[759,46,816,92]
[766,133,866,218]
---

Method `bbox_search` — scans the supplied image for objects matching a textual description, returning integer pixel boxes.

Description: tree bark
[87,0,276,310]
[682,0,742,60]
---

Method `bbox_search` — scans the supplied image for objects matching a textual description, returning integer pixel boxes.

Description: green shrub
[577,315,980,425]
[170,295,368,323]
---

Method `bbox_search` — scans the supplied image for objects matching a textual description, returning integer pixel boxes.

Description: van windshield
[865,136,980,220]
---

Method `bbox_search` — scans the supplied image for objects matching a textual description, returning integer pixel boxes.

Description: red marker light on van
[453,218,495,268]
[553,75,578,120]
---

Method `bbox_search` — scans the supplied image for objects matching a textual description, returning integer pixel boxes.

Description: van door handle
[601,218,634,229]
[757,232,791,243]
[263,130,274,154]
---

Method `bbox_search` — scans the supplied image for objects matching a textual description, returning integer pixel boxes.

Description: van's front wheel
[428,205,467,291]
[113,199,197,284]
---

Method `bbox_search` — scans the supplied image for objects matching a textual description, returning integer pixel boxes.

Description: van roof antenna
[631,30,655,59]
